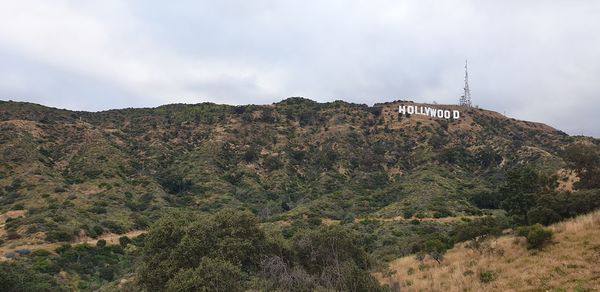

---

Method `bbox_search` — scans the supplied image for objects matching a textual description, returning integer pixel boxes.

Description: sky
[0,1,599,136]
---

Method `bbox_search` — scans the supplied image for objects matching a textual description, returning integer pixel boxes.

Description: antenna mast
[460,59,472,107]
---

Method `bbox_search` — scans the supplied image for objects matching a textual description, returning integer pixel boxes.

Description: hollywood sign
[399,105,460,120]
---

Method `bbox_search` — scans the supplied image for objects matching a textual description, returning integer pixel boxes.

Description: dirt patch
[556,168,580,192]
[356,215,487,224]
[71,184,104,196]
[0,210,27,223]
[0,230,146,261]
[80,230,146,246]
[321,218,341,226]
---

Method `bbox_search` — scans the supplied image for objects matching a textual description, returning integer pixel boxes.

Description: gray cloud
[0,0,599,136]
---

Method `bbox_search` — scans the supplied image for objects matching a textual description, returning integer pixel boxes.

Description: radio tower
[460,59,472,107]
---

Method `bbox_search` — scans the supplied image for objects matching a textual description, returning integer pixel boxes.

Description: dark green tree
[563,143,600,189]
[165,257,245,292]
[138,209,267,291]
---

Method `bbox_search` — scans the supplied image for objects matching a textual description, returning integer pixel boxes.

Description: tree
[470,191,501,209]
[563,143,600,189]
[499,167,551,224]
[424,239,447,264]
[165,257,245,292]
[292,225,384,292]
[138,209,267,291]
[453,216,508,243]
[527,206,561,225]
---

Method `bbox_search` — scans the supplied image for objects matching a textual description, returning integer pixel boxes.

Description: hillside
[376,209,600,291]
[0,98,586,247]
[1,97,599,290]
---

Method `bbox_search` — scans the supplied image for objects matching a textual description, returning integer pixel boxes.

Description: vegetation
[377,209,600,291]
[1,99,599,290]
[138,209,382,291]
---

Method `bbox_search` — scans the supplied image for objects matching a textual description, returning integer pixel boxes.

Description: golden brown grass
[376,210,600,291]
[556,168,580,193]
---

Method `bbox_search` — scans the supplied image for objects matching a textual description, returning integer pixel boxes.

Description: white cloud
[0,0,599,136]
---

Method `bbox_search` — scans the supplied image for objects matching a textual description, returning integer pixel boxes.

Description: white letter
[407,106,415,115]
[437,109,443,118]
[444,110,451,119]
[453,110,460,119]
[398,105,406,115]
[429,107,436,118]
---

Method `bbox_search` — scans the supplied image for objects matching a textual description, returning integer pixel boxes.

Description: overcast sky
[0,1,599,136]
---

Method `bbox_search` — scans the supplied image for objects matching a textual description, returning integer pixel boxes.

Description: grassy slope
[376,209,600,291]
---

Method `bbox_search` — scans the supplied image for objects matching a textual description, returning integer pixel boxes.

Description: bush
[479,271,496,283]
[101,220,126,234]
[515,226,530,237]
[45,230,74,242]
[527,206,561,225]
[99,265,117,281]
[402,209,415,219]
[453,216,508,243]
[159,174,193,194]
[526,224,553,249]
[119,236,132,248]
[433,209,452,218]
[6,230,20,240]
[0,262,64,291]
[89,225,104,238]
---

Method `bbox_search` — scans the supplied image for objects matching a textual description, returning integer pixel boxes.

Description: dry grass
[556,168,580,193]
[376,210,600,291]
[0,230,146,261]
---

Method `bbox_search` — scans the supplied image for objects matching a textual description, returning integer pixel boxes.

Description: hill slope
[376,209,600,291]
[0,98,584,246]
[1,97,600,290]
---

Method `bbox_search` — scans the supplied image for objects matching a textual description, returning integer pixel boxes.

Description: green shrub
[479,270,496,283]
[96,239,107,248]
[0,262,64,291]
[45,230,74,242]
[515,226,530,237]
[402,209,415,219]
[99,265,117,281]
[433,209,452,218]
[526,224,553,249]
[119,236,132,248]
[101,220,126,234]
